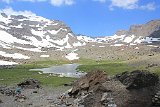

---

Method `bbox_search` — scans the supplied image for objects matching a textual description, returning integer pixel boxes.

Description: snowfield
[0,51,30,59]
[0,60,18,65]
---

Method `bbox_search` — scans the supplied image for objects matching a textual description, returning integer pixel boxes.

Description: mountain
[0,13,86,51]
[0,12,160,65]
[0,13,87,64]
[88,19,160,46]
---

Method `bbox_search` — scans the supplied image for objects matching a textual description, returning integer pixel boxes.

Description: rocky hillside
[0,12,160,65]
[0,13,86,64]
[78,20,160,46]
[0,13,85,51]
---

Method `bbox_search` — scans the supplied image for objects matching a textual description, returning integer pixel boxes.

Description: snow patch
[15,46,43,52]
[130,43,137,46]
[10,23,23,28]
[0,25,10,29]
[0,30,29,44]
[112,44,124,47]
[147,45,159,48]
[48,30,59,35]
[65,42,72,48]
[0,14,12,24]
[53,34,69,45]
[40,55,50,58]
[123,35,135,43]
[0,60,18,65]
[65,52,79,60]
[77,36,96,42]
[0,51,30,59]
[73,42,83,47]
[99,46,105,48]
[31,29,46,37]
[135,47,139,50]
[0,41,12,49]
[134,36,143,43]
[144,37,160,43]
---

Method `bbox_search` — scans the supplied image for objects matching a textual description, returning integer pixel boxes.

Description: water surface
[30,64,86,78]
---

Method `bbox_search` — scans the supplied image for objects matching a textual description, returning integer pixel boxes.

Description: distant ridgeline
[0,12,160,65]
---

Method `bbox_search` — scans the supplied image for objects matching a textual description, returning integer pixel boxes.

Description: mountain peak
[0,13,160,64]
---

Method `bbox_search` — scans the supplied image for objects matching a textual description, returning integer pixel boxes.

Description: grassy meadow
[0,59,160,87]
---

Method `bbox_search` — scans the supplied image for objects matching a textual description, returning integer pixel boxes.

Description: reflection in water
[30,64,86,78]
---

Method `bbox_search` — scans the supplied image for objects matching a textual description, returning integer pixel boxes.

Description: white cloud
[93,0,106,3]
[110,0,138,10]
[0,7,36,16]
[1,0,44,3]
[50,0,74,6]
[139,2,156,11]
[1,0,12,4]
[1,0,75,6]
[19,0,47,2]
[94,0,157,11]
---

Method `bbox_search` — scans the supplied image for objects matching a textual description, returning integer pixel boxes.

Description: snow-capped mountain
[113,20,160,45]
[0,12,160,65]
[81,20,160,46]
[0,13,86,51]
[0,12,87,64]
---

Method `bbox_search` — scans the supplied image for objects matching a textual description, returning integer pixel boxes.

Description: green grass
[77,58,160,75]
[146,67,160,75]
[77,58,141,75]
[0,60,75,87]
[1,59,160,86]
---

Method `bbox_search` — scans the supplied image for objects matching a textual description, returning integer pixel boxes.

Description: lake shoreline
[30,63,86,78]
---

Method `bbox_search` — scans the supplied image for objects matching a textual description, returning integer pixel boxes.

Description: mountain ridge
[0,12,160,65]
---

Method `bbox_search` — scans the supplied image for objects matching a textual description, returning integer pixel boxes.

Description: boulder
[0,99,2,103]
[68,70,109,97]
[67,71,113,107]
[15,94,27,102]
[55,70,159,107]
[0,86,15,96]
[17,79,40,89]
[115,70,159,89]
[152,91,160,106]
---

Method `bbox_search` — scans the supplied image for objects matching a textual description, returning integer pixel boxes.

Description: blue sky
[0,0,160,37]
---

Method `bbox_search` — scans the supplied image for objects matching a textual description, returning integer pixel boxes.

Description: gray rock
[0,99,2,103]
[152,91,160,106]
[115,70,159,89]
[1,13,8,18]
[17,79,40,89]
[0,86,15,96]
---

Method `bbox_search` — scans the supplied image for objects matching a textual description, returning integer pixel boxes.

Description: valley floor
[0,86,71,107]
[0,58,160,107]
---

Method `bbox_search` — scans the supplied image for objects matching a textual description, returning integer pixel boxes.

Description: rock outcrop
[0,86,15,96]
[65,70,160,107]
[115,70,159,89]
[152,91,160,106]
[17,79,40,89]
[0,99,2,103]
[68,70,109,97]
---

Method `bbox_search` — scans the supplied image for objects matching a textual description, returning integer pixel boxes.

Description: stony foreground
[0,79,70,107]
[1,70,160,107]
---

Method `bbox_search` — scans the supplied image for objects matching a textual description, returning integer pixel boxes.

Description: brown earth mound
[66,70,160,107]
[68,70,109,97]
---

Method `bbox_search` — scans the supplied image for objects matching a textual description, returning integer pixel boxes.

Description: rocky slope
[81,19,160,46]
[0,12,86,64]
[0,12,160,65]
